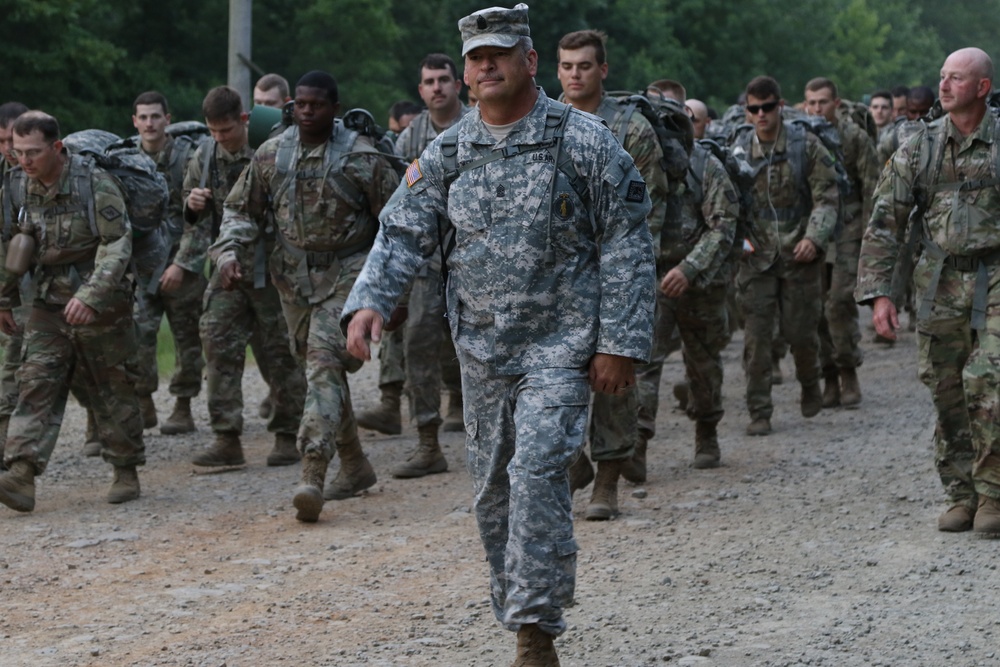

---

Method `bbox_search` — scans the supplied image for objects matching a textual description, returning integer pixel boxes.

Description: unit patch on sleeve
[625,180,646,203]
[100,205,123,221]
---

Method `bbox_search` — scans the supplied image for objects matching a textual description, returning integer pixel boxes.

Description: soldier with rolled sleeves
[342,5,655,664]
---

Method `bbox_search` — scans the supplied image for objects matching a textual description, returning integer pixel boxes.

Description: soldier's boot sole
[391,453,448,479]
[324,457,377,500]
[293,485,324,523]
[355,408,402,436]
[107,466,140,504]
[0,461,36,512]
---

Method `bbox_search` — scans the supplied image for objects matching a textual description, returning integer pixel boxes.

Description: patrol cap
[459,3,530,57]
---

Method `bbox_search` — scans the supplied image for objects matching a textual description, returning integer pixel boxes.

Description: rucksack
[342,108,408,177]
[688,138,758,262]
[606,91,693,188]
[837,99,878,144]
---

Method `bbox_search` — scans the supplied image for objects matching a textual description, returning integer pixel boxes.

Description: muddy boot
[107,465,140,504]
[293,452,328,522]
[568,451,594,494]
[82,409,102,457]
[356,382,402,435]
[821,367,840,408]
[139,394,157,429]
[800,383,822,418]
[192,432,245,467]
[265,433,300,467]
[160,397,195,435]
[442,391,465,432]
[324,438,377,500]
[973,496,1000,534]
[693,421,720,469]
[938,503,975,532]
[392,424,448,478]
[746,417,772,436]
[511,623,561,667]
[620,435,647,485]
[585,459,622,521]
[0,460,36,512]
[258,393,274,420]
[840,367,862,408]
[672,381,689,411]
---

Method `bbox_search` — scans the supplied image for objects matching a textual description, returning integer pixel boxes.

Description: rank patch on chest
[496,184,506,198]
[100,205,122,221]
[405,159,423,187]
[625,180,646,203]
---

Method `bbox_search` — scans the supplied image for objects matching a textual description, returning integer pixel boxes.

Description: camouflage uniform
[0,153,144,472]
[342,92,655,635]
[731,122,839,422]
[212,123,398,462]
[856,114,1000,507]
[179,140,305,439]
[587,93,668,462]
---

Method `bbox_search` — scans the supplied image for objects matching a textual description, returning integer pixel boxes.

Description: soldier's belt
[304,239,372,269]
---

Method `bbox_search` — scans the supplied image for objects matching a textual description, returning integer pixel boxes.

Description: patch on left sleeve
[625,180,646,203]
[100,205,123,222]
[821,155,835,168]
[405,159,423,187]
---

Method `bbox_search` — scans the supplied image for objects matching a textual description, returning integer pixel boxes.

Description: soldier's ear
[53,139,64,153]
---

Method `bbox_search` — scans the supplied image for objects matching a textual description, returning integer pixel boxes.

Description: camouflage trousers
[635,283,729,441]
[738,259,823,420]
[819,237,864,371]
[914,258,1000,503]
[0,278,37,435]
[460,353,585,637]
[138,268,206,398]
[200,272,305,436]
[4,301,145,473]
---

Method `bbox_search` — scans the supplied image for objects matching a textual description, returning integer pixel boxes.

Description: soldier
[878,86,936,165]
[686,99,711,140]
[356,53,471,480]
[555,28,667,517]
[891,85,910,121]
[171,86,306,469]
[731,76,839,436]
[803,77,880,408]
[131,91,206,434]
[252,74,290,109]
[343,5,655,663]
[386,99,421,138]
[212,71,398,521]
[868,90,893,137]
[0,111,144,511]
[856,47,1000,534]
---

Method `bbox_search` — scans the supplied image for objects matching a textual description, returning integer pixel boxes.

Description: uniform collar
[461,87,552,146]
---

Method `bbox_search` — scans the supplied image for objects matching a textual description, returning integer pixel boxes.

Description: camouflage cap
[459,3,530,57]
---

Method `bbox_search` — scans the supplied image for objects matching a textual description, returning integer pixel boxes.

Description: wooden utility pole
[228,0,252,108]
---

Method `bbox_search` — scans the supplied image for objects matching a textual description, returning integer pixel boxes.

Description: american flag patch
[405,159,423,187]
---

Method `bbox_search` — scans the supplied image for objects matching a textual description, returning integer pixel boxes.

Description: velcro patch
[821,155,835,168]
[100,205,122,221]
[405,159,423,187]
[625,180,646,203]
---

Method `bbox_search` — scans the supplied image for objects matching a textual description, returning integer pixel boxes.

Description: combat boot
[840,367,862,408]
[442,391,464,432]
[258,393,274,420]
[800,383,822,418]
[693,421,720,469]
[772,358,784,385]
[192,432,245,467]
[672,381,689,411]
[568,451,594,493]
[621,435,648,484]
[139,394,157,429]
[585,459,622,521]
[266,432,300,467]
[324,437,377,500]
[746,417,771,436]
[293,451,328,522]
[0,460,36,512]
[938,503,975,532]
[82,409,102,457]
[107,465,140,504]
[973,496,1000,534]
[356,381,403,435]
[511,623,561,667]
[392,424,448,478]
[821,367,840,408]
[160,397,195,435]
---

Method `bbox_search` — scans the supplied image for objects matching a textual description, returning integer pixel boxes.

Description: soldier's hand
[64,298,96,326]
[660,267,690,298]
[793,238,818,263]
[219,260,242,291]
[187,187,212,213]
[872,296,900,341]
[0,309,17,336]
[384,305,408,332]
[159,264,185,294]
[346,308,384,361]
[588,353,635,395]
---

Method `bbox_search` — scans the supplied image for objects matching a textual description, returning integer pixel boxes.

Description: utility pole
[228,0,252,108]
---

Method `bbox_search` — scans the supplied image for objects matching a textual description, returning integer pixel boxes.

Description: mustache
[477,74,504,83]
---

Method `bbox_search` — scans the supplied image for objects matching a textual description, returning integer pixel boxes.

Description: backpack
[837,99,878,144]
[688,138,758,262]
[606,91,694,188]
[342,108,408,177]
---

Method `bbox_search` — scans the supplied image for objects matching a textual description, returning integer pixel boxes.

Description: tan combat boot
[568,451,594,494]
[511,623,561,667]
[973,496,1000,534]
[392,424,448,478]
[746,417,772,436]
[0,460,36,512]
[139,394,158,429]
[585,459,622,521]
[266,432,301,467]
[356,381,403,435]
[293,451,328,522]
[258,393,274,420]
[621,435,648,484]
[800,383,822,418]
[82,409,102,457]
[938,503,975,532]
[693,421,720,469]
[672,381,689,411]
[324,437,377,500]
[107,466,140,504]
[192,432,245,467]
[839,367,862,408]
[821,367,840,408]
[442,390,464,432]
[160,397,195,435]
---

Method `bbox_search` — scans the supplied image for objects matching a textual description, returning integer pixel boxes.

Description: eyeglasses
[746,101,779,115]
[10,144,52,161]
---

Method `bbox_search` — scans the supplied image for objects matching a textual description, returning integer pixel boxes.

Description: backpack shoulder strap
[71,155,99,238]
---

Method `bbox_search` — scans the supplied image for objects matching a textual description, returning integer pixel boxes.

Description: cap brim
[461,34,520,56]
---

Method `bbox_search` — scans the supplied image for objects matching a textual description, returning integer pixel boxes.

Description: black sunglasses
[746,101,780,114]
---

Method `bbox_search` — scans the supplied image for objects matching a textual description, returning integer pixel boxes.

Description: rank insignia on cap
[405,159,423,187]
[100,205,122,221]
[625,180,646,203]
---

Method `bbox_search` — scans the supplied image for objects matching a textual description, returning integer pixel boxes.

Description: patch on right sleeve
[625,180,646,203]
